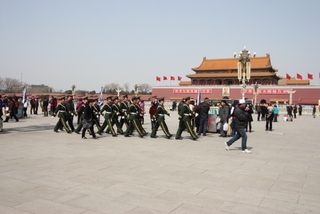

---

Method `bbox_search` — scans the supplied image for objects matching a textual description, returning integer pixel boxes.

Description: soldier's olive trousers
[175,120,197,140]
[107,117,123,134]
[54,117,70,132]
[98,118,116,135]
[119,116,129,129]
[124,119,144,137]
[151,121,171,138]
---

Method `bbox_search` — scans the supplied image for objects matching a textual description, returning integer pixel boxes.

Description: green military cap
[59,97,65,100]
[184,96,190,101]
[83,97,88,100]
[88,99,95,103]
[158,97,164,102]
[131,96,137,101]
[113,96,119,101]
[106,96,113,100]
[136,96,140,100]
[123,95,128,98]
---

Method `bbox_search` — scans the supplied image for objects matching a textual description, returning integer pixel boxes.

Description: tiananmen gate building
[152,53,320,105]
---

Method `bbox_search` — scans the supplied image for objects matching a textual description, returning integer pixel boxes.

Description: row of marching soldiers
[52,95,149,139]
[53,95,197,140]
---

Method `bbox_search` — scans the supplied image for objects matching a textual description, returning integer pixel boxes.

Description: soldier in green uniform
[119,95,129,129]
[92,99,101,129]
[175,96,198,140]
[53,97,71,133]
[135,96,147,136]
[124,97,144,138]
[98,96,116,136]
[150,97,172,139]
[74,97,87,134]
[111,96,124,134]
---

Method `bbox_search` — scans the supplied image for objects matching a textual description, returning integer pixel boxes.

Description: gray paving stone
[14,198,86,214]
[171,203,220,214]
[218,201,290,214]
[1,112,320,213]
[112,192,181,212]
[0,190,37,206]
[259,197,319,213]
[0,204,32,214]
[66,195,137,213]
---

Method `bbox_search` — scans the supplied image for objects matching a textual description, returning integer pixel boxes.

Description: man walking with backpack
[224,99,251,154]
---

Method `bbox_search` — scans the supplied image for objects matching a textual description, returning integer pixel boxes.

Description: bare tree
[138,83,152,94]
[0,77,3,91]
[104,83,123,94]
[2,77,21,93]
[123,83,130,93]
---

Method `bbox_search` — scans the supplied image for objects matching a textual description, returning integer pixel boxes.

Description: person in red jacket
[149,101,157,130]
[4,97,19,122]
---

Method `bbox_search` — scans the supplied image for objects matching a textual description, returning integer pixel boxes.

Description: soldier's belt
[122,109,127,111]
[130,113,138,114]
[183,113,190,116]
[105,112,112,114]
[158,114,164,116]
[59,110,66,112]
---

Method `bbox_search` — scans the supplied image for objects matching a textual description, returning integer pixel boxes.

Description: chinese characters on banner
[173,89,213,93]
[245,89,289,94]
[173,88,290,94]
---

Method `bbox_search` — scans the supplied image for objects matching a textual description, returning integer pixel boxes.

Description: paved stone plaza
[1,111,319,214]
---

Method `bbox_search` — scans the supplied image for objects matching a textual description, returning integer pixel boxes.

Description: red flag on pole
[178,76,182,81]
[170,76,175,80]
[286,74,291,80]
[307,73,313,80]
[156,76,161,81]
[163,76,167,80]
[296,73,302,80]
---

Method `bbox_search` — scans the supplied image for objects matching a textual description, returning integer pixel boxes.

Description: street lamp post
[237,47,252,100]
[253,81,260,105]
[134,84,139,96]
[71,85,76,96]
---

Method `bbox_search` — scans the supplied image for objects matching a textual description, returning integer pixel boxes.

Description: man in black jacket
[81,99,97,139]
[219,100,230,137]
[225,99,251,154]
[65,96,75,132]
[197,98,210,136]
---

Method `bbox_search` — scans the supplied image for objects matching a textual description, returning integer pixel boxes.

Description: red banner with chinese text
[173,89,213,93]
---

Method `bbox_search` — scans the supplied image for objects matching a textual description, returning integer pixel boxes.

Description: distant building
[27,84,52,93]
[185,54,280,86]
[152,53,319,104]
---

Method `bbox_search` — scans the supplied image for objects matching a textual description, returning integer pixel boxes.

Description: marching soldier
[135,96,147,136]
[175,96,198,140]
[98,96,116,136]
[53,97,71,133]
[92,99,101,129]
[75,97,87,134]
[111,96,124,134]
[119,95,129,129]
[150,97,172,139]
[124,97,144,138]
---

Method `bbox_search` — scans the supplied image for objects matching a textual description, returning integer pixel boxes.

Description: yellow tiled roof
[186,72,277,78]
[192,54,275,71]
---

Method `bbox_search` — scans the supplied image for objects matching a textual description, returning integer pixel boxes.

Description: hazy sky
[1,0,320,92]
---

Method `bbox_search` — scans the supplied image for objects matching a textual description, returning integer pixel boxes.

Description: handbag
[82,119,92,129]
[223,123,228,131]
